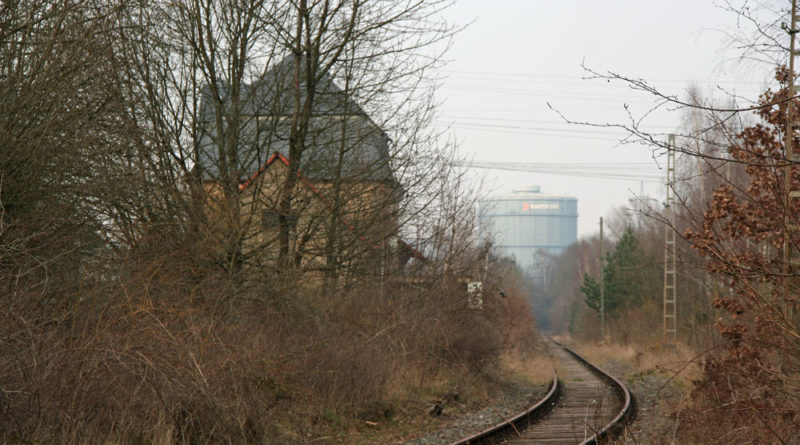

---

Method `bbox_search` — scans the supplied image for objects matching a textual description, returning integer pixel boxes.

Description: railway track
[449,339,632,445]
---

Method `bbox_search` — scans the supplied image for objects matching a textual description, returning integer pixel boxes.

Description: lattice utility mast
[663,134,677,342]
[785,0,800,315]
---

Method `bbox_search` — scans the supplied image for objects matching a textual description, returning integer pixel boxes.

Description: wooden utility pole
[663,134,677,343]
[785,0,800,317]
[599,216,605,340]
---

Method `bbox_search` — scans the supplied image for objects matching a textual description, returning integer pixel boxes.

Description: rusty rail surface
[446,371,559,445]
[448,339,633,445]
[555,339,633,445]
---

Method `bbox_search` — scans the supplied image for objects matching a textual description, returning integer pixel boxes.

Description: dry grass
[551,337,754,444]
[554,336,702,391]
[497,348,554,386]
[0,249,544,444]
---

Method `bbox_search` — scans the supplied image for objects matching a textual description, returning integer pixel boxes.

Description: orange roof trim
[238,152,288,191]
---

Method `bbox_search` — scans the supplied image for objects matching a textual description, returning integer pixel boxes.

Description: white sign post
[467,281,483,309]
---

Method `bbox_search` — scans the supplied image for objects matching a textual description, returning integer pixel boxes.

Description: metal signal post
[663,134,677,343]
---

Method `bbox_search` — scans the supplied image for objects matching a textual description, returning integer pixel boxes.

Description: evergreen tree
[581,227,646,317]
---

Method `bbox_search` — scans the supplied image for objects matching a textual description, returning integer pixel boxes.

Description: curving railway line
[448,339,633,445]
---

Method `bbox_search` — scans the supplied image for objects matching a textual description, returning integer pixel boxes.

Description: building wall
[203,159,400,278]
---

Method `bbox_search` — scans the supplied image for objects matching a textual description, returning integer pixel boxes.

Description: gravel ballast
[397,379,550,445]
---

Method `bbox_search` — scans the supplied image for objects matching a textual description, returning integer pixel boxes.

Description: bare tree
[550,3,800,441]
[111,0,459,293]
[0,1,135,295]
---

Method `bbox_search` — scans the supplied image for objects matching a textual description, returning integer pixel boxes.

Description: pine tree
[581,226,644,317]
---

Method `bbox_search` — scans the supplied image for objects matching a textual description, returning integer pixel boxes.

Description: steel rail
[552,339,634,445]
[446,371,559,445]
[448,338,633,445]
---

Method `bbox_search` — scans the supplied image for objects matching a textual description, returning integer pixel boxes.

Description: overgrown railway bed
[449,339,633,445]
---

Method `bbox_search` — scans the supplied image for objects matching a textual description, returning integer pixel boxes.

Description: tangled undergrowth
[1,252,539,444]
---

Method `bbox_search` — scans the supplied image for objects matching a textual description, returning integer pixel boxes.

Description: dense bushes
[0,248,536,443]
[0,3,536,442]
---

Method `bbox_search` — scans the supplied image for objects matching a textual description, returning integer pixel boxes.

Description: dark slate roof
[196,58,394,184]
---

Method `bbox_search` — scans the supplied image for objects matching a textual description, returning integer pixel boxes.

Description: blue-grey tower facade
[479,185,578,279]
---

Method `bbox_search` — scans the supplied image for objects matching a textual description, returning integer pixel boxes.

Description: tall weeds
[1,245,536,443]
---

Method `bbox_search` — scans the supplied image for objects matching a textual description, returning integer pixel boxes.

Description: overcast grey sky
[438,0,780,237]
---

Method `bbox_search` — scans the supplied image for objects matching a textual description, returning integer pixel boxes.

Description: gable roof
[199,57,372,119]
[196,58,394,184]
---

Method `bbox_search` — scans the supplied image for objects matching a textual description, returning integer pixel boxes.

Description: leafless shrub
[0,1,544,442]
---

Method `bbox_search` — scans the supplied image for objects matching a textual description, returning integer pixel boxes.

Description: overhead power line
[440,115,680,129]
[435,123,640,142]
[441,85,662,103]
[457,160,663,182]
[444,69,769,86]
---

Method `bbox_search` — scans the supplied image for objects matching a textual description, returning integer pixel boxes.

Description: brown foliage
[0,243,537,443]
[0,2,536,442]
[681,67,800,443]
